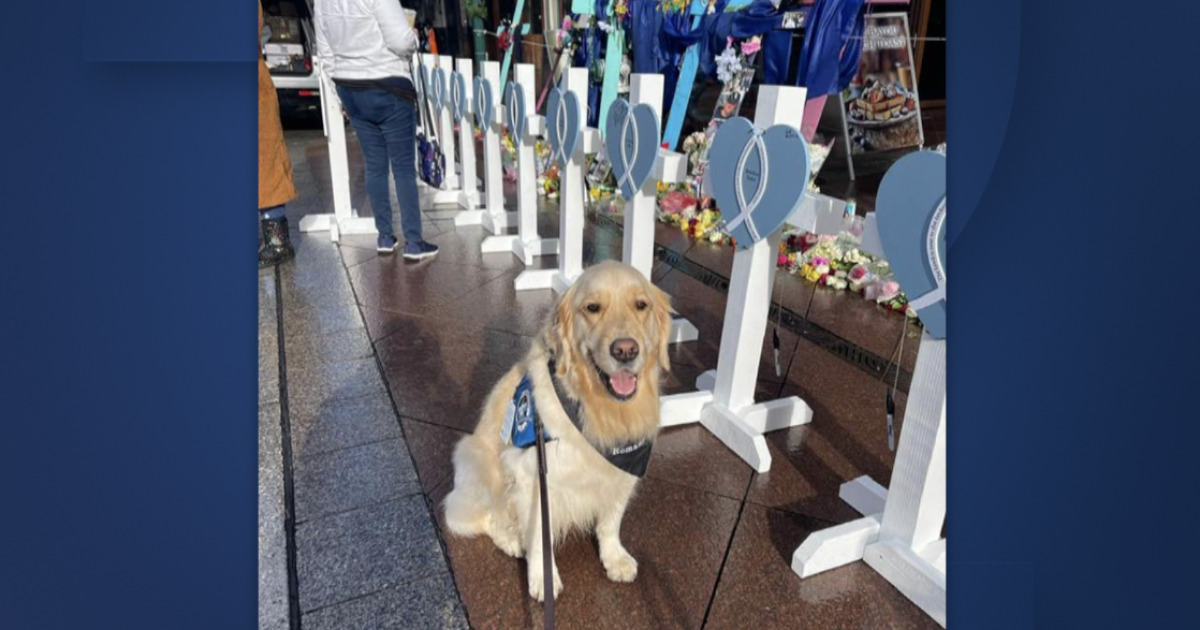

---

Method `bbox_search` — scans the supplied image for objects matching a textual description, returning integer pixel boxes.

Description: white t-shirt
[313,0,418,80]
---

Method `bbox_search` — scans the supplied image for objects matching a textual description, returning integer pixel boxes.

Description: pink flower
[740,40,761,56]
[562,17,573,30]
[660,190,698,216]
[812,256,831,268]
[849,265,868,280]
[726,36,734,48]
[777,255,788,267]
[876,281,901,301]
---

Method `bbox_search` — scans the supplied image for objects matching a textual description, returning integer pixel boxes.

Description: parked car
[261,0,320,117]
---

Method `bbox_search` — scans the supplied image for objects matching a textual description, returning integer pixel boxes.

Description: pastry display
[848,79,917,125]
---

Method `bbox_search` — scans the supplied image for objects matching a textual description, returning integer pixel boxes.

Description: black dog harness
[501,361,654,478]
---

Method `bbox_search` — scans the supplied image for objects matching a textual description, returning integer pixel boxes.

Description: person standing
[313,0,438,259]
[259,2,298,268]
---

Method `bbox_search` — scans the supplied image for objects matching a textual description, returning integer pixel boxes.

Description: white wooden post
[438,54,460,191]
[298,64,378,240]
[793,334,946,627]
[481,63,558,262]
[455,58,483,209]
[656,85,813,473]
[416,53,462,207]
[457,61,516,235]
[515,67,598,293]
[626,74,699,343]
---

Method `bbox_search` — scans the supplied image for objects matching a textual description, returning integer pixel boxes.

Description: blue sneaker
[403,241,439,260]
[377,235,399,254]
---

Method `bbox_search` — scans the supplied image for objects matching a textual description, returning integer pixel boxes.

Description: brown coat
[259,4,297,210]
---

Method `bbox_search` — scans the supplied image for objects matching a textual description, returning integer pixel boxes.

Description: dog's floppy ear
[649,282,674,372]
[546,282,579,377]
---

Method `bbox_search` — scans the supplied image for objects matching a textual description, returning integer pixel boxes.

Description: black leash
[532,403,556,629]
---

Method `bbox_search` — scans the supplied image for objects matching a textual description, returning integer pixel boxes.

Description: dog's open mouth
[592,358,638,401]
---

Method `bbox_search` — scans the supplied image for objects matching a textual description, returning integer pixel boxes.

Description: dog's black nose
[610,338,639,362]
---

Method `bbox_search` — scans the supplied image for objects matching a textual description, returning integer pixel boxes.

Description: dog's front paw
[603,550,638,583]
[487,523,524,558]
[528,566,563,602]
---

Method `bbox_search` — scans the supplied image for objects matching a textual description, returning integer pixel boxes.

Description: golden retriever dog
[443,261,674,601]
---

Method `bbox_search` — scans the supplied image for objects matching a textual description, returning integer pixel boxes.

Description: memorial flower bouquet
[779,228,919,320]
[655,189,732,244]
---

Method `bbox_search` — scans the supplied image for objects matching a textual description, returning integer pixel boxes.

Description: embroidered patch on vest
[501,375,545,448]
[504,366,655,477]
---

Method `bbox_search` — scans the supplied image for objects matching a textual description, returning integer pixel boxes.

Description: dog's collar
[544,360,654,478]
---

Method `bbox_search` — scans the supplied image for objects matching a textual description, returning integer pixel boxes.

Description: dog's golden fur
[443,261,673,601]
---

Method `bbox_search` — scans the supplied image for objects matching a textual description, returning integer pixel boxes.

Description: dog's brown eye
[585,303,601,314]
[635,300,649,311]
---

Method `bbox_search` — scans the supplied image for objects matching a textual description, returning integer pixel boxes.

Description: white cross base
[298,65,379,242]
[656,85,814,472]
[658,234,813,472]
[792,334,947,628]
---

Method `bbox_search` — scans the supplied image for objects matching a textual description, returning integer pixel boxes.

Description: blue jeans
[336,77,423,244]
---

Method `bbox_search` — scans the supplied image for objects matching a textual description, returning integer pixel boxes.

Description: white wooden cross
[455,61,516,234]
[790,204,947,628]
[297,62,377,241]
[480,63,559,263]
[625,73,699,344]
[657,85,814,472]
[453,58,483,210]
[514,67,603,294]
[416,53,465,207]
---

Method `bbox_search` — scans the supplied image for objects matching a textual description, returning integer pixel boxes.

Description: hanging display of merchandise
[843,11,924,154]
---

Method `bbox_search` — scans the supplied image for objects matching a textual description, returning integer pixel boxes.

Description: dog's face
[548,261,673,403]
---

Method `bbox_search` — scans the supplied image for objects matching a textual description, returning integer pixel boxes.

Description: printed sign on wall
[843,12,925,154]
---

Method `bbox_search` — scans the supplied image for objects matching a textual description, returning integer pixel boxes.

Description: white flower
[715,46,743,85]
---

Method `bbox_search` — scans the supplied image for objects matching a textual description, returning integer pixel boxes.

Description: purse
[411,36,445,188]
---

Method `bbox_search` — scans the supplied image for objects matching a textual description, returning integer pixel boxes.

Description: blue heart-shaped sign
[505,82,527,140]
[473,75,494,129]
[875,150,946,339]
[450,71,467,122]
[431,67,446,111]
[605,99,660,200]
[546,88,581,168]
[708,117,810,250]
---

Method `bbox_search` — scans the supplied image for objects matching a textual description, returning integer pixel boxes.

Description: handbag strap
[411,52,437,142]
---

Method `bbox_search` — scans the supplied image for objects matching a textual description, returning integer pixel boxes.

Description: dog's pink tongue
[610,370,638,396]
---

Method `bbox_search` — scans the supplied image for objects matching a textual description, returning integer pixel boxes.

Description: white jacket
[313,0,418,80]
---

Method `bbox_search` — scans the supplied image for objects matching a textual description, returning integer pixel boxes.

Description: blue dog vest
[501,363,654,478]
